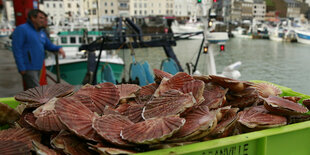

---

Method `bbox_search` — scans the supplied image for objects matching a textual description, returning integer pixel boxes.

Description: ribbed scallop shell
[238,105,287,129]
[120,115,185,144]
[180,80,205,105]
[33,98,66,132]
[23,112,38,129]
[15,83,74,104]
[226,87,260,108]
[55,97,99,141]
[154,72,194,97]
[282,96,301,103]
[51,130,94,155]
[192,75,211,83]
[0,128,41,149]
[210,108,239,138]
[74,83,120,115]
[251,83,282,98]
[209,75,253,92]
[89,143,137,155]
[69,94,101,114]
[170,106,218,141]
[0,102,20,125]
[263,95,309,115]
[200,83,228,109]
[302,99,310,110]
[0,140,31,155]
[32,140,59,155]
[135,83,159,104]
[93,114,134,146]
[126,104,145,123]
[153,68,173,83]
[116,84,141,99]
[142,90,195,119]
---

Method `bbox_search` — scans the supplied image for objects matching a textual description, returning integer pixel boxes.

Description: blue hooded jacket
[12,20,61,72]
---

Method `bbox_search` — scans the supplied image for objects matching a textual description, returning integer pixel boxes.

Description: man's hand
[20,71,26,75]
[59,48,66,58]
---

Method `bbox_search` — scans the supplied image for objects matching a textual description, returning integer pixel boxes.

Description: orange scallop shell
[74,83,120,115]
[142,90,195,119]
[55,97,99,141]
[200,83,228,109]
[15,83,74,104]
[126,104,145,123]
[93,114,134,146]
[120,115,185,144]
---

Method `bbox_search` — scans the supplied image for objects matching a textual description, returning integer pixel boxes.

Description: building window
[144,10,147,15]
[144,3,147,8]
[92,9,96,15]
[68,3,71,8]
[70,37,76,44]
[105,2,107,6]
[59,4,62,8]
[134,3,137,8]
[111,2,113,6]
[111,10,114,14]
[77,4,80,8]
[135,10,137,15]
[46,3,49,8]
[53,3,56,8]
[105,10,108,14]
[139,10,142,15]
[61,37,67,44]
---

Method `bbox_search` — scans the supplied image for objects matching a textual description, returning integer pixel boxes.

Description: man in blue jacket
[12,9,65,90]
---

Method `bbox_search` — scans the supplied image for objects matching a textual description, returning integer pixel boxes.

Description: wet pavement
[0,46,23,97]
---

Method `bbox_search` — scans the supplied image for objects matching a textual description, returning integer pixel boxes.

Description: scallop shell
[69,94,101,114]
[302,99,310,110]
[23,112,38,129]
[251,82,282,98]
[51,130,94,155]
[0,102,20,125]
[135,83,159,104]
[153,68,173,83]
[0,128,41,149]
[192,75,211,83]
[200,83,228,109]
[154,72,194,97]
[120,115,185,144]
[32,140,59,155]
[180,80,205,105]
[74,83,120,114]
[126,104,145,123]
[282,96,302,103]
[142,90,195,119]
[0,140,31,155]
[227,87,260,108]
[116,84,141,99]
[263,95,309,115]
[15,83,74,104]
[238,105,287,129]
[89,143,137,155]
[210,108,239,138]
[209,75,253,92]
[93,114,134,146]
[55,97,99,141]
[33,97,66,132]
[170,106,218,141]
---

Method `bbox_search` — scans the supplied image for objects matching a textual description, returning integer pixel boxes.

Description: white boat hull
[206,32,229,43]
[295,30,310,44]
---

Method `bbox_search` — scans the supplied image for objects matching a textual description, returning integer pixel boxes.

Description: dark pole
[193,36,205,73]
[92,37,105,85]
[55,53,61,83]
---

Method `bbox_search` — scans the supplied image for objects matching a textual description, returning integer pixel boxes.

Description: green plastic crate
[1,82,310,155]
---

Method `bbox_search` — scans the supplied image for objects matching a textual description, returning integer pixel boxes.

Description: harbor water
[1,37,310,97]
[119,37,310,95]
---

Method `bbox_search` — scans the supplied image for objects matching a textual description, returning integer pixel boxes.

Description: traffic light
[220,45,225,51]
[213,0,217,2]
[203,46,208,54]
[197,0,202,3]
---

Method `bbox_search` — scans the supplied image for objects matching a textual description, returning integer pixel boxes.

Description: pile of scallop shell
[1,69,310,154]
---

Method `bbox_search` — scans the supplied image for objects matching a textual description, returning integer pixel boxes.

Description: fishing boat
[268,23,284,42]
[295,29,310,45]
[45,29,125,85]
[231,26,252,39]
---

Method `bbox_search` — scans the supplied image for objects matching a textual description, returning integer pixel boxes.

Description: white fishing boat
[295,29,310,44]
[231,26,252,39]
[268,23,284,42]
